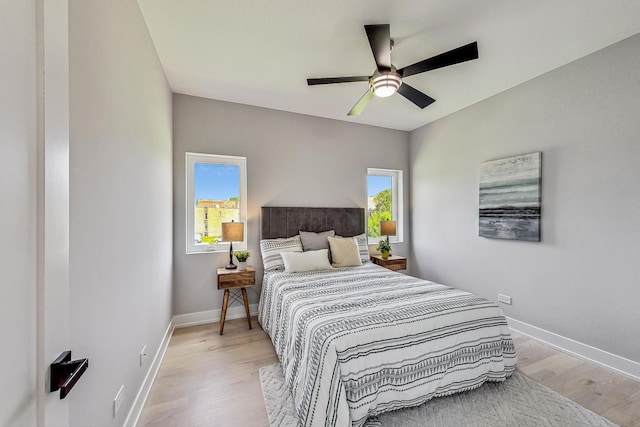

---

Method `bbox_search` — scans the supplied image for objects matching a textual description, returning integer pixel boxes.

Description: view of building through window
[194,162,240,245]
[186,153,246,254]
[367,174,392,239]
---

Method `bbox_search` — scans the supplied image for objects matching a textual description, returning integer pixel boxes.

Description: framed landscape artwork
[479,152,541,241]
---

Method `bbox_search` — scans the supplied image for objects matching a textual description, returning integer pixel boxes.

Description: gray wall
[173,94,410,315]
[0,2,37,425]
[410,34,640,362]
[69,1,173,426]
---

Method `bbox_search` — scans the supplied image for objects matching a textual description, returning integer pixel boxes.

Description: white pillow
[281,249,333,273]
[259,235,303,271]
[328,236,363,268]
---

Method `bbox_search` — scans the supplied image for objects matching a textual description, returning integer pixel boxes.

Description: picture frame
[479,152,541,241]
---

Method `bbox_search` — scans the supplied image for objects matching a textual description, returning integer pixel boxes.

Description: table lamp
[221,220,244,270]
[380,220,397,244]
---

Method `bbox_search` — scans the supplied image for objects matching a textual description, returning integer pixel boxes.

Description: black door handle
[50,351,89,399]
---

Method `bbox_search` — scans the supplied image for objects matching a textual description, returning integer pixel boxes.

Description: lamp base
[226,241,237,269]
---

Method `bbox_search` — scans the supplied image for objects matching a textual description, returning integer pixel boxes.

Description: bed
[258,207,517,427]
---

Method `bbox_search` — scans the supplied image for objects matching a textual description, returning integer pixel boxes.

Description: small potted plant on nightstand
[376,239,391,260]
[233,250,251,271]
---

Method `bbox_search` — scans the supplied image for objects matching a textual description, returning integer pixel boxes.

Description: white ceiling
[137,0,640,132]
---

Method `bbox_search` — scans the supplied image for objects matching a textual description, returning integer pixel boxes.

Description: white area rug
[259,363,618,427]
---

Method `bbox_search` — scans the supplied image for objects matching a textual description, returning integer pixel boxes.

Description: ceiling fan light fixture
[370,70,402,98]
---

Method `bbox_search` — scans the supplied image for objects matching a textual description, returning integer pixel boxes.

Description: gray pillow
[299,230,335,253]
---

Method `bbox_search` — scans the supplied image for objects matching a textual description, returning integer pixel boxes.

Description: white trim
[123,319,175,427]
[173,303,259,328]
[37,0,71,423]
[185,152,247,255]
[507,316,640,382]
[367,167,404,243]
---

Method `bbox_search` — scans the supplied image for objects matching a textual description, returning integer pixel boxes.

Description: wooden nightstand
[370,255,407,271]
[216,266,255,335]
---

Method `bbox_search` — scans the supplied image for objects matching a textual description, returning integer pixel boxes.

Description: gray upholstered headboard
[261,207,365,239]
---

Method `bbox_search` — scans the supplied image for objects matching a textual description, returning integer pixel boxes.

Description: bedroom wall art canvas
[479,152,541,241]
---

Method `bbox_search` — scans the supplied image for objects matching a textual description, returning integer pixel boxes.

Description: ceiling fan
[307,24,479,116]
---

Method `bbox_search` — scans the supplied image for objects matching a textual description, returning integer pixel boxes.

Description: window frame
[185,152,247,254]
[367,167,404,243]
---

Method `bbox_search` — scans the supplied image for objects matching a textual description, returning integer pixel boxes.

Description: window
[367,168,403,243]
[186,152,247,254]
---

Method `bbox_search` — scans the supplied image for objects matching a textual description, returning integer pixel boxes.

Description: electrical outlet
[113,385,124,417]
[498,294,512,305]
[140,345,148,367]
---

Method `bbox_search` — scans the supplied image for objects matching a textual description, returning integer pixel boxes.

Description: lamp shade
[221,221,244,242]
[371,69,402,98]
[380,220,397,237]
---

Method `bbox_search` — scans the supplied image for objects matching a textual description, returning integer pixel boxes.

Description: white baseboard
[123,304,260,426]
[123,319,175,427]
[173,303,258,328]
[507,316,640,382]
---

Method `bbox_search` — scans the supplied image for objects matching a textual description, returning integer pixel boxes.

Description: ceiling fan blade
[307,76,370,85]
[398,41,478,78]
[397,83,436,109]
[365,24,392,71]
[347,90,375,116]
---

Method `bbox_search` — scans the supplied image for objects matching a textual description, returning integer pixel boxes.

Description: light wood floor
[138,317,640,427]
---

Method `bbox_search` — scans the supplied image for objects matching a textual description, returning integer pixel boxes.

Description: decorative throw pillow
[259,235,303,271]
[299,230,335,261]
[353,233,371,263]
[335,233,371,263]
[328,236,363,268]
[281,249,333,273]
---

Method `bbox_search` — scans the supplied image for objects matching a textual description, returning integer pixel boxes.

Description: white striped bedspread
[258,263,517,427]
